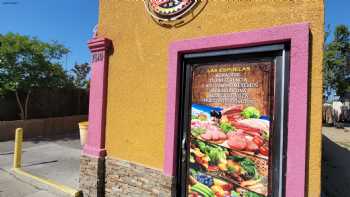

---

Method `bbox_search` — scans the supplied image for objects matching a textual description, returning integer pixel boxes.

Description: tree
[71,62,91,89]
[0,33,70,120]
[70,62,91,114]
[323,25,350,100]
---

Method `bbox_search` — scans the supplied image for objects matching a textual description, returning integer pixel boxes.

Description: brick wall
[79,155,105,197]
[104,157,175,197]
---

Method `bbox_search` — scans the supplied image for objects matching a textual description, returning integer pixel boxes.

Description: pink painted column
[83,37,111,157]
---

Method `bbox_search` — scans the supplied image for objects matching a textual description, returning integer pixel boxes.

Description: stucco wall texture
[98,0,324,196]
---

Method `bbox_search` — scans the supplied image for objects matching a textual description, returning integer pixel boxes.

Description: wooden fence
[0,88,89,121]
[0,115,87,141]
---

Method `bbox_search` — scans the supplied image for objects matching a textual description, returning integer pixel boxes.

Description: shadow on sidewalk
[27,133,80,143]
[322,134,350,197]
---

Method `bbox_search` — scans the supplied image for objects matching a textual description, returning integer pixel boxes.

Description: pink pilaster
[83,37,111,158]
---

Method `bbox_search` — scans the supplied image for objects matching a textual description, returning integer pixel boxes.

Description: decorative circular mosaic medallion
[146,0,198,21]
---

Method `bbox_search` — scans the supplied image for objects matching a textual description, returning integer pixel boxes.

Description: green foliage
[323,25,350,99]
[0,33,71,119]
[71,62,91,89]
[0,33,70,94]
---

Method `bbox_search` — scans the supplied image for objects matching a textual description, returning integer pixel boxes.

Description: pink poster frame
[164,23,310,197]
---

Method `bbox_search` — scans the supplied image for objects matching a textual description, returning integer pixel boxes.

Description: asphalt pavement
[0,136,81,197]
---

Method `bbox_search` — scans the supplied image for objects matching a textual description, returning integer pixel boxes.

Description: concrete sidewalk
[322,127,350,197]
[0,169,57,197]
[0,136,81,197]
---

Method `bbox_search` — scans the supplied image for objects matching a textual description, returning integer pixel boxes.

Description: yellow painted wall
[98,0,324,196]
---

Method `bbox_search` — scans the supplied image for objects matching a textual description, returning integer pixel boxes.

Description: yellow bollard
[11,127,82,196]
[13,128,23,169]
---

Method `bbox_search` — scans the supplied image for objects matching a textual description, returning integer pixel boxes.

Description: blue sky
[325,0,350,26]
[325,0,350,41]
[0,0,98,70]
[0,0,348,70]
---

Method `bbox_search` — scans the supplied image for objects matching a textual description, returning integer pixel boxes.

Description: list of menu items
[203,72,259,105]
[192,62,273,115]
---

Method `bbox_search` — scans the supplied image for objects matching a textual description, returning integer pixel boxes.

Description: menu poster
[188,61,274,197]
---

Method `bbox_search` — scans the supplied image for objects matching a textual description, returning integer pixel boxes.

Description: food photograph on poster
[187,61,274,197]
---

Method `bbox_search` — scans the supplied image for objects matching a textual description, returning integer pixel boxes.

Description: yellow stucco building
[79,1,324,196]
